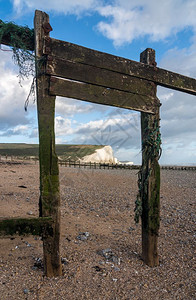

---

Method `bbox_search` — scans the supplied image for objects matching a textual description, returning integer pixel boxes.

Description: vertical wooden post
[140,48,161,267]
[34,10,62,277]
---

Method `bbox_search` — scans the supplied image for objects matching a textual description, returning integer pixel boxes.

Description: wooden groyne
[0,156,195,170]
[58,160,196,171]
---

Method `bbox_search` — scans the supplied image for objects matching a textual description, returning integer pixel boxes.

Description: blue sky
[0,0,196,165]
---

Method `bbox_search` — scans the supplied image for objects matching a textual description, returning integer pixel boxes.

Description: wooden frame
[0,9,195,277]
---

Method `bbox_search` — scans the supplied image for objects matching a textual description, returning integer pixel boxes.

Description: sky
[0,0,196,165]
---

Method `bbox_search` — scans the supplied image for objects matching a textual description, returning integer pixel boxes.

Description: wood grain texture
[49,76,159,113]
[0,217,53,236]
[34,10,62,277]
[46,56,155,96]
[44,38,196,96]
[140,48,160,267]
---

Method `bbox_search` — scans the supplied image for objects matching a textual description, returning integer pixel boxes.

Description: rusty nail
[47,55,53,61]
[45,47,51,54]
[46,67,51,74]
[50,77,56,82]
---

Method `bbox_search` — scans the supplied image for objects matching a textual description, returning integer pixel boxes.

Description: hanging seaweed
[0,20,36,109]
[134,168,142,223]
[0,20,34,49]
[142,120,162,159]
[134,116,161,224]
[0,20,35,81]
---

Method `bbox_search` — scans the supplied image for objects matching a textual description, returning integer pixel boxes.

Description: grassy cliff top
[0,143,104,160]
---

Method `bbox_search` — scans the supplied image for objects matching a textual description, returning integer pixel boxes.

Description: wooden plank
[0,217,53,236]
[44,38,196,96]
[46,56,155,96]
[49,76,159,113]
[140,49,161,267]
[34,10,62,277]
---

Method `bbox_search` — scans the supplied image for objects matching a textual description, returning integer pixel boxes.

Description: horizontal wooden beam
[44,38,196,96]
[0,217,53,236]
[46,56,155,96]
[49,76,159,113]
[0,20,34,51]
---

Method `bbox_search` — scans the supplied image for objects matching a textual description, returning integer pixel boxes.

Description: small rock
[34,257,43,269]
[129,227,135,231]
[61,257,69,265]
[23,289,29,294]
[77,232,90,241]
[27,211,33,215]
[93,266,102,272]
[98,248,113,259]
[97,249,120,265]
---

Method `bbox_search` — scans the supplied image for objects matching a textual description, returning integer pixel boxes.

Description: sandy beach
[0,161,195,299]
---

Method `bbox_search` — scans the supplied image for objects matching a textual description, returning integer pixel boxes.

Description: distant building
[119,161,134,165]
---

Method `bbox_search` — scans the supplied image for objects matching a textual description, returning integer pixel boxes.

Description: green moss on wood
[0,217,53,236]
[148,160,160,234]
[139,110,161,235]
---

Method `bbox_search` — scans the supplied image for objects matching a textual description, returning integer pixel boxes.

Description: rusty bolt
[43,22,53,33]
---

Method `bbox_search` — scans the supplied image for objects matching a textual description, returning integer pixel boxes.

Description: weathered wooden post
[140,48,161,266]
[34,10,62,276]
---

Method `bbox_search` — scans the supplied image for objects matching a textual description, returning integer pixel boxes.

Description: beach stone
[97,249,120,264]
[61,257,69,265]
[77,232,90,241]
[27,211,33,215]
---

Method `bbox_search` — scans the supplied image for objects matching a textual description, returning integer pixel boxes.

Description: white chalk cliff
[80,145,118,164]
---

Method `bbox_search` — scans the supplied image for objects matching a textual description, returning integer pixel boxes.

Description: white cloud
[55,116,72,137]
[13,124,29,133]
[11,0,196,48]
[2,0,196,164]
[96,0,196,46]
[0,124,30,137]
[0,50,34,130]
[71,111,140,149]
[56,97,93,116]
[157,34,196,165]
[159,41,196,78]
[13,0,102,15]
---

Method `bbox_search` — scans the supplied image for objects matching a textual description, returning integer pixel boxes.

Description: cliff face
[80,145,118,164]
